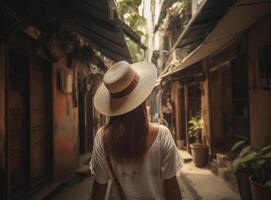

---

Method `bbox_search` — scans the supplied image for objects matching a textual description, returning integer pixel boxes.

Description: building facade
[154,0,271,157]
[0,0,136,199]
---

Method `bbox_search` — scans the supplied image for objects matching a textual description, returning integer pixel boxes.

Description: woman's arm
[163,176,182,200]
[92,180,107,200]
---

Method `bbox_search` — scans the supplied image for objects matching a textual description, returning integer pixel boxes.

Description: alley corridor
[51,151,240,200]
[1,0,271,200]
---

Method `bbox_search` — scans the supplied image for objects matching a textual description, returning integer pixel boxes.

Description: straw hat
[94,61,157,116]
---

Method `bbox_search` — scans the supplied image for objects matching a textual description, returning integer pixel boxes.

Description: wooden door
[29,60,50,187]
[209,70,224,150]
[7,50,51,198]
[7,50,29,198]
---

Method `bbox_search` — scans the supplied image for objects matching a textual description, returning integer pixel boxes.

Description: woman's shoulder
[150,123,171,140]
[158,125,171,135]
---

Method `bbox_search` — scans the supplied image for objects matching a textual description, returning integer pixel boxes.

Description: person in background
[90,61,182,200]
[153,112,159,123]
[159,113,169,127]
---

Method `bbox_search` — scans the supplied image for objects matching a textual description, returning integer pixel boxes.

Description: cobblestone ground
[51,174,195,200]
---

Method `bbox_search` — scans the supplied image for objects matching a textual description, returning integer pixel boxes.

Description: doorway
[7,49,52,199]
[186,83,201,152]
[231,56,250,140]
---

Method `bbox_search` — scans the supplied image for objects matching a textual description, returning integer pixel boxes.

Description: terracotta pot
[190,143,209,167]
[235,170,252,200]
[250,176,271,200]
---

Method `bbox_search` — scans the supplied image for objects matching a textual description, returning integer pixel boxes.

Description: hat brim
[94,61,157,116]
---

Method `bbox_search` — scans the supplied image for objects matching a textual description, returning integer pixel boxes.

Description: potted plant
[231,140,254,200]
[249,145,271,200]
[188,115,209,167]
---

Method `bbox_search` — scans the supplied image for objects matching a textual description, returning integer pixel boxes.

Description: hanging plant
[40,25,107,75]
[72,45,106,79]
[40,26,81,62]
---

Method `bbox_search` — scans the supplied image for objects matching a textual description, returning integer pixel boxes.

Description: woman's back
[90,124,182,200]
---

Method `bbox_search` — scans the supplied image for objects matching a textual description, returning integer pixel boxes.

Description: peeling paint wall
[247,15,271,150]
[201,80,211,147]
[208,64,234,154]
[51,47,79,179]
[171,81,181,141]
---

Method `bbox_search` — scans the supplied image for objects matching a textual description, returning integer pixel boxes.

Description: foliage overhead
[116,0,147,61]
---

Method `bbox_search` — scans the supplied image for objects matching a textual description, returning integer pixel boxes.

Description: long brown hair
[103,102,149,163]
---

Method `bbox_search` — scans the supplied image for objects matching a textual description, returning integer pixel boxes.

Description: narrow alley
[1,0,271,200]
[50,150,240,200]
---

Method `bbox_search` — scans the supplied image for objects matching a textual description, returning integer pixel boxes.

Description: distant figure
[90,61,182,200]
[159,113,169,127]
[153,112,159,123]
[163,98,173,127]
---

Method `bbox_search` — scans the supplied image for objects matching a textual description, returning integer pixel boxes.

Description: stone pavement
[50,151,241,200]
[51,176,93,200]
[50,173,194,200]
[178,150,241,200]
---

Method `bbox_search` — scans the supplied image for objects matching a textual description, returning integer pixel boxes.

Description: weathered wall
[0,44,6,196]
[184,85,190,151]
[201,80,211,146]
[51,45,79,179]
[171,81,181,141]
[209,64,233,154]
[247,16,271,150]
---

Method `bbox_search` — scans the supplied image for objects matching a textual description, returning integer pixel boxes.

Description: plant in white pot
[188,115,209,167]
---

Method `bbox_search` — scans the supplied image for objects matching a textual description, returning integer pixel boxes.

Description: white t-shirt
[90,125,182,200]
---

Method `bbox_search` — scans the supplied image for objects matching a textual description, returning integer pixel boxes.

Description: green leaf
[241,151,257,162]
[240,146,253,157]
[260,145,271,154]
[231,140,246,152]
[261,151,271,159]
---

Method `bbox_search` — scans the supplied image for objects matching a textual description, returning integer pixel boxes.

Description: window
[258,45,271,89]
[231,56,250,139]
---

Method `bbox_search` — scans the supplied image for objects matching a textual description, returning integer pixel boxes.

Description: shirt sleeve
[89,128,110,184]
[160,126,182,179]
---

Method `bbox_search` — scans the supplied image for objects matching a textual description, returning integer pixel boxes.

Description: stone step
[218,166,230,181]
[75,164,92,177]
[178,149,193,163]
[209,160,219,175]
[209,159,239,193]
[216,153,234,168]
[79,152,92,165]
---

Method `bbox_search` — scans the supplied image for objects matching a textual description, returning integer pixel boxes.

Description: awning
[159,0,235,78]
[173,0,236,49]
[0,0,132,62]
[154,0,178,32]
[163,0,271,78]
[61,0,132,62]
